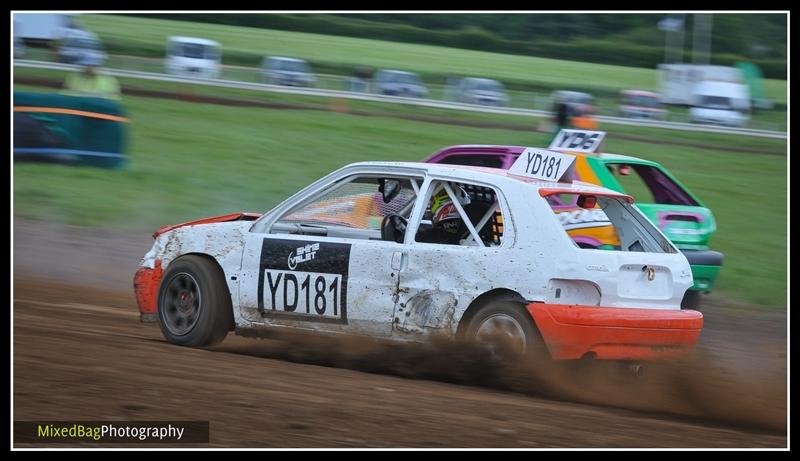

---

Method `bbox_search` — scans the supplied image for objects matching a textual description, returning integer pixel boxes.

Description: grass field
[75,14,788,104]
[12,83,787,307]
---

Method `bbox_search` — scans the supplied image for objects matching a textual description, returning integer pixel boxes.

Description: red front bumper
[528,303,703,360]
[133,260,162,323]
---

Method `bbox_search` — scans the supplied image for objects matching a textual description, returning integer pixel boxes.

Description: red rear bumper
[528,303,703,360]
[133,260,162,323]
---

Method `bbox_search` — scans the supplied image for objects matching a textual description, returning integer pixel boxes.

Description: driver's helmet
[430,187,471,234]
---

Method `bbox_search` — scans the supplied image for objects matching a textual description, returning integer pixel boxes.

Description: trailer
[657,64,743,105]
[14,13,76,44]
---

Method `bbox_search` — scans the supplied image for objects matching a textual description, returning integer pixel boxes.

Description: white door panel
[238,234,399,336]
[392,245,512,337]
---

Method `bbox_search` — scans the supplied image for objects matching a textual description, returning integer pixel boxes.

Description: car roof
[168,36,220,46]
[464,77,500,83]
[595,153,661,168]
[621,90,659,97]
[554,90,592,97]
[345,161,629,198]
[379,69,417,75]
[268,56,306,62]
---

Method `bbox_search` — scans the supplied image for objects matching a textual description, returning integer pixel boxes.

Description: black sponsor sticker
[257,238,350,324]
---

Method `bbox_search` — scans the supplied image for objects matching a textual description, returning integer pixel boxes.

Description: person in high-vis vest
[571,103,599,130]
[62,60,121,101]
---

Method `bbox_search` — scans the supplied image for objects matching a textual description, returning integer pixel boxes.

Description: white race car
[135,155,703,361]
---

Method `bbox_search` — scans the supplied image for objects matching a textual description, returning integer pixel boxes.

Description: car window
[178,43,207,59]
[205,46,219,60]
[624,95,658,107]
[414,180,504,247]
[438,154,505,169]
[605,163,699,206]
[66,38,100,49]
[545,193,676,253]
[476,80,501,91]
[272,175,421,238]
[381,72,418,84]
[379,72,397,83]
[273,60,307,72]
[399,73,420,84]
[698,95,733,110]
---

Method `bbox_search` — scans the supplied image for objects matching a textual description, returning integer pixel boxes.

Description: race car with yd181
[134,155,703,363]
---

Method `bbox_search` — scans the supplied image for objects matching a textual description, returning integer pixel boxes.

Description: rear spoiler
[538,188,634,204]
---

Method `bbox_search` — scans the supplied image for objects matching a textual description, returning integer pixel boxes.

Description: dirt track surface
[12,219,788,448]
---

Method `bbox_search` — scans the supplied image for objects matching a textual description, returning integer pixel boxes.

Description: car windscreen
[545,193,677,253]
[273,60,309,72]
[277,177,419,231]
[624,95,659,107]
[474,80,502,91]
[175,43,216,60]
[383,73,419,84]
[698,95,733,110]
[604,163,699,206]
[66,38,100,50]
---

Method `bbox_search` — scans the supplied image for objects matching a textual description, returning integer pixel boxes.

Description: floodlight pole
[662,14,686,64]
[692,13,713,65]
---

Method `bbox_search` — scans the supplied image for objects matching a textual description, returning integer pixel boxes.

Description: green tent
[736,62,772,109]
[13,91,129,168]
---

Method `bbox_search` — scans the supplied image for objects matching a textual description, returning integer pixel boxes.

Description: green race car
[424,131,722,309]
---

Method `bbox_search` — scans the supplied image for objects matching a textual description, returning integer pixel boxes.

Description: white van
[165,36,221,79]
[689,81,751,127]
[658,64,743,105]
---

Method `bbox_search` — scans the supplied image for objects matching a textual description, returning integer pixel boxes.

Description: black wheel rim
[163,272,202,336]
[475,313,528,360]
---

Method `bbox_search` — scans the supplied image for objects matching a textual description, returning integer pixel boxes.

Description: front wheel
[463,300,548,362]
[157,255,234,347]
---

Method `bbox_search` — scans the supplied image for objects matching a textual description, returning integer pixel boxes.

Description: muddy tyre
[464,300,548,361]
[157,255,233,347]
[681,290,701,310]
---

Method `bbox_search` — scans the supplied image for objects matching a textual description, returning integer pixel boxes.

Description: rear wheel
[157,255,233,347]
[681,290,702,310]
[464,300,548,362]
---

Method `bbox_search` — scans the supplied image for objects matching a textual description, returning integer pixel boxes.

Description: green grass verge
[75,14,787,104]
[12,84,786,307]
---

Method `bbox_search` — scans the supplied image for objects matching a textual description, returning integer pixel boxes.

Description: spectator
[553,96,569,133]
[62,59,120,100]
[348,66,373,93]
